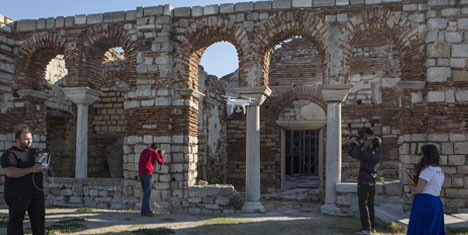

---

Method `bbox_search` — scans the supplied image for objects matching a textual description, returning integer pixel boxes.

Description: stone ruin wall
[0,0,468,213]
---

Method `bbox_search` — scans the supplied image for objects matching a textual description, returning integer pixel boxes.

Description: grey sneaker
[355,228,371,234]
[371,227,376,233]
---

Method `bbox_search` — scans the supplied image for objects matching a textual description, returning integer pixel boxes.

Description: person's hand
[31,164,45,173]
[161,149,165,154]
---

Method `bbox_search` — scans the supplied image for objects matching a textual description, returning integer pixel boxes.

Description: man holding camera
[138,143,164,216]
[1,127,46,235]
[345,128,382,235]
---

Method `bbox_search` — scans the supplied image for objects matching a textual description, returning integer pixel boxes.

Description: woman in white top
[406,144,445,235]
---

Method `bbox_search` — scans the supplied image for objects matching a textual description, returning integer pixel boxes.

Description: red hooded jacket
[138,148,164,175]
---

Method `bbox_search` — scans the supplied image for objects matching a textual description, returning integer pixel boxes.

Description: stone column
[318,84,353,215]
[235,86,272,213]
[63,87,102,179]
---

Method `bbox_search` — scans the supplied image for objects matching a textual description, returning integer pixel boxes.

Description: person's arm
[410,178,428,194]
[3,165,44,178]
[156,150,164,165]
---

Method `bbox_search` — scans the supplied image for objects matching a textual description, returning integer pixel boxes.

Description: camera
[348,126,374,149]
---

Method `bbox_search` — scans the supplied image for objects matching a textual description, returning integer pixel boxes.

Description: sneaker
[355,228,371,234]
[141,211,154,217]
[370,227,376,233]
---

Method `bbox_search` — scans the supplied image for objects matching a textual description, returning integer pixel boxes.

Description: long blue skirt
[407,193,445,235]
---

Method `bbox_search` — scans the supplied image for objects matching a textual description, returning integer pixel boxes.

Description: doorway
[283,130,321,190]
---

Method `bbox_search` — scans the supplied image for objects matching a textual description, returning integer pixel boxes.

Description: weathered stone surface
[427,67,450,82]
[427,43,450,58]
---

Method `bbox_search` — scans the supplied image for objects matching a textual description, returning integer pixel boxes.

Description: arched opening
[88,43,127,178]
[44,54,76,177]
[342,34,401,182]
[196,42,238,185]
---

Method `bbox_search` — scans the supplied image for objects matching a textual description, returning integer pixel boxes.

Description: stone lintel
[396,80,426,91]
[235,86,272,106]
[17,89,52,100]
[180,88,205,99]
[276,120,326,130]
[319,83,353,103]
[62,87,102,105]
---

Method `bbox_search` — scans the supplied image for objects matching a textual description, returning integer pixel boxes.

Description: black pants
[5,193,45,235]
[357,182,375,230]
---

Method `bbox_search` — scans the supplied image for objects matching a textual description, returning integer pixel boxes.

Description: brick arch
[254,11,328,86]
[16,32,66,90]
[176,16,249,89]
[344,8,425,82]
[264,86,326,120]
[78,23,137,89]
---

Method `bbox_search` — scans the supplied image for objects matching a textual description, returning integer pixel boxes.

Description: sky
[1,0,249,78]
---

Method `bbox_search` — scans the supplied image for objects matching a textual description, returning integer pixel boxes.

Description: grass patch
[45,218,86,235]
[447,227,468,235]
[375,222,407,234]
[0,217,8,227]
[131,227,175,235]
[76,207,95,213]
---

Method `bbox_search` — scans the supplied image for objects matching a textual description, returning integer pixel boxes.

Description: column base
[320,203,346,216]
[241,201,265,213]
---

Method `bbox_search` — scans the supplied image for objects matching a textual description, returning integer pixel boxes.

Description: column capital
[16,89,52,100]
[62,87,102,105]
[235,86,272,106]
[319,83,353,103]
[180,88,205,99]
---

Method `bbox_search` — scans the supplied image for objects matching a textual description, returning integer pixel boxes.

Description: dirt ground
[0,201,398,235]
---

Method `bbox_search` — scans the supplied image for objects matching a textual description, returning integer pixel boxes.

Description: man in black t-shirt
[1,127,46,235]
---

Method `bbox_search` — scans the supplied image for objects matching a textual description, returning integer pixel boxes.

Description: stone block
[454,142,468,154]
[350,0,364,4]
[450,133,466,141]
[170,163,183,173]
[155,182,170,190]
[411,92,423,103]
[450,59,465,68]
[442,143,454,155]
[87,14,103,24]
[428,18,447,30]
[336,182,356,193]
[427,43,450,58]
[220,4,235,13]
[234,2,254,12]
[365,0,382,4]
[459,18,468,29]
[448,155,466,165]
[126,11,136,21]
[254,1,272,10]
[442,8,460,16]
[455,90,468,102]
[143,135,153,144]
[336,0,349,5]
[104,11,125,23]
[445,32,462,43]
[174,7,191,17]
[427,67,450,82]
[64,17,74,27]
[314,0,335,6]
[453,71,468,82]
[273,0,291,9]
[144,6,163,16]
[204,5,219,15]
[189,6,202,17]
[452,44,468,57]
[74,15,86,25]
[293,0,313,7]
[427,91,445,102]
[428,133,449,142]
[36,19,46,29]
[16,20,36,32]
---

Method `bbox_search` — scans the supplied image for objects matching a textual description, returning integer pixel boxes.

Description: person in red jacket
[138,143,164,216]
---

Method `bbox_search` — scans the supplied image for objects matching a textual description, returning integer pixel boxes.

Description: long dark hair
[415,144,440,182]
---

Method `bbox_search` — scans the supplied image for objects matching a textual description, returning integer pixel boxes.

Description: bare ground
[0,201,404,235]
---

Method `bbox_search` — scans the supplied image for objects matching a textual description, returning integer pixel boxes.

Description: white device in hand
[37,153,51,168]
